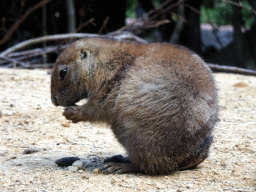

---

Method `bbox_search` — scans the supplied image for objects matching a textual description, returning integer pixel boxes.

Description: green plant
[201,0,255,28]
[126,0,138,18]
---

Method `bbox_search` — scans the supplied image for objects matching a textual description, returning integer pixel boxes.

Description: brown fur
[51,38,218,175]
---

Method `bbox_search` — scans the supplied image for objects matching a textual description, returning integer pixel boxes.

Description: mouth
[66,96,84,107]
[69,92,88,106]
[51,91,88,107]
[52,96,59,106]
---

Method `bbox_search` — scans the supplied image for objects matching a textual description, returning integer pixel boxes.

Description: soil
[0,68,255,192]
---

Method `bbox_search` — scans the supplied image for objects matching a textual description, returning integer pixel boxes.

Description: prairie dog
[51,38,218,175]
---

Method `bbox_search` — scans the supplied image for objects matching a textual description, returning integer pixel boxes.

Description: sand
[0,68,255,192]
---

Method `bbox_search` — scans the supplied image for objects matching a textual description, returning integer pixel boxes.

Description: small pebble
[0,110,2,118]
[72,160,85,168]
[23,148,39,154]
[68,166,78,172]
[93,168,102,174]
[61,123,70,127]
[233,82,248,87]
[7,156,17,160]
[6,110,14,116]
[55,157,80,167]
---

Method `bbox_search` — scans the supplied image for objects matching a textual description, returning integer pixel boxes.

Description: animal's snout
[52,96,59,106]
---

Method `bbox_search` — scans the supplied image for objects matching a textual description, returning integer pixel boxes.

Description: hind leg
[178,136,213,170]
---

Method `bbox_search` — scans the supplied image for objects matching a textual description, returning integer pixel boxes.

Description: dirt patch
[0,68,255,191]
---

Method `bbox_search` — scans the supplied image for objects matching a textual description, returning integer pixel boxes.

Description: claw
[98,162,139,174]
[100,162,121,174]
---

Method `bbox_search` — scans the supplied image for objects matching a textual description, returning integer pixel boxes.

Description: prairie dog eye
[60,68,67,80]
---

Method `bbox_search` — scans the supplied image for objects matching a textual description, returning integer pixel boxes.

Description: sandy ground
[0,68,255,192]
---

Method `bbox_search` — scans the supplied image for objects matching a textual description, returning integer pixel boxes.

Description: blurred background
[0,0,255,70]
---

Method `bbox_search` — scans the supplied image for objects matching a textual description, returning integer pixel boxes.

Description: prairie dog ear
[77,49,95,72]
[79,49,88,60]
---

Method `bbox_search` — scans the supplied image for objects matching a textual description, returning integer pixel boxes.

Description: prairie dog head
[51,39,98,106]
[51,38,139,107]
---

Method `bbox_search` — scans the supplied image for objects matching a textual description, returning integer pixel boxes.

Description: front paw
[63,106,83,123]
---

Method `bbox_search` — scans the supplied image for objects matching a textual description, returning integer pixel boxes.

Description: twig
[21,63,54,69]
[207,63,256,76]
[98,16,109,34]
[146,0,187,20]
[200,8,224,49]
[145,20,171,29]
[222,0,256,15]
[170,0,185,43]
[183,3,224,49]
[7,45,68,58]
[8,45,69,62]
[0,0,52,46]
[0,56,30,68]
[75,18,95,32]
[118,0,187,33]
[183,3,219,31]
[146,0,175,20]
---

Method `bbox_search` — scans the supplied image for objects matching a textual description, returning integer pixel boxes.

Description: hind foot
[98,155,139,174]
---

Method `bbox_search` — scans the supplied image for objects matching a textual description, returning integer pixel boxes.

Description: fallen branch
[0,32,147,58]
[207,63,256,76]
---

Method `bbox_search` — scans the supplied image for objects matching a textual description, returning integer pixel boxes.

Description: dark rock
[55,157,80,167]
